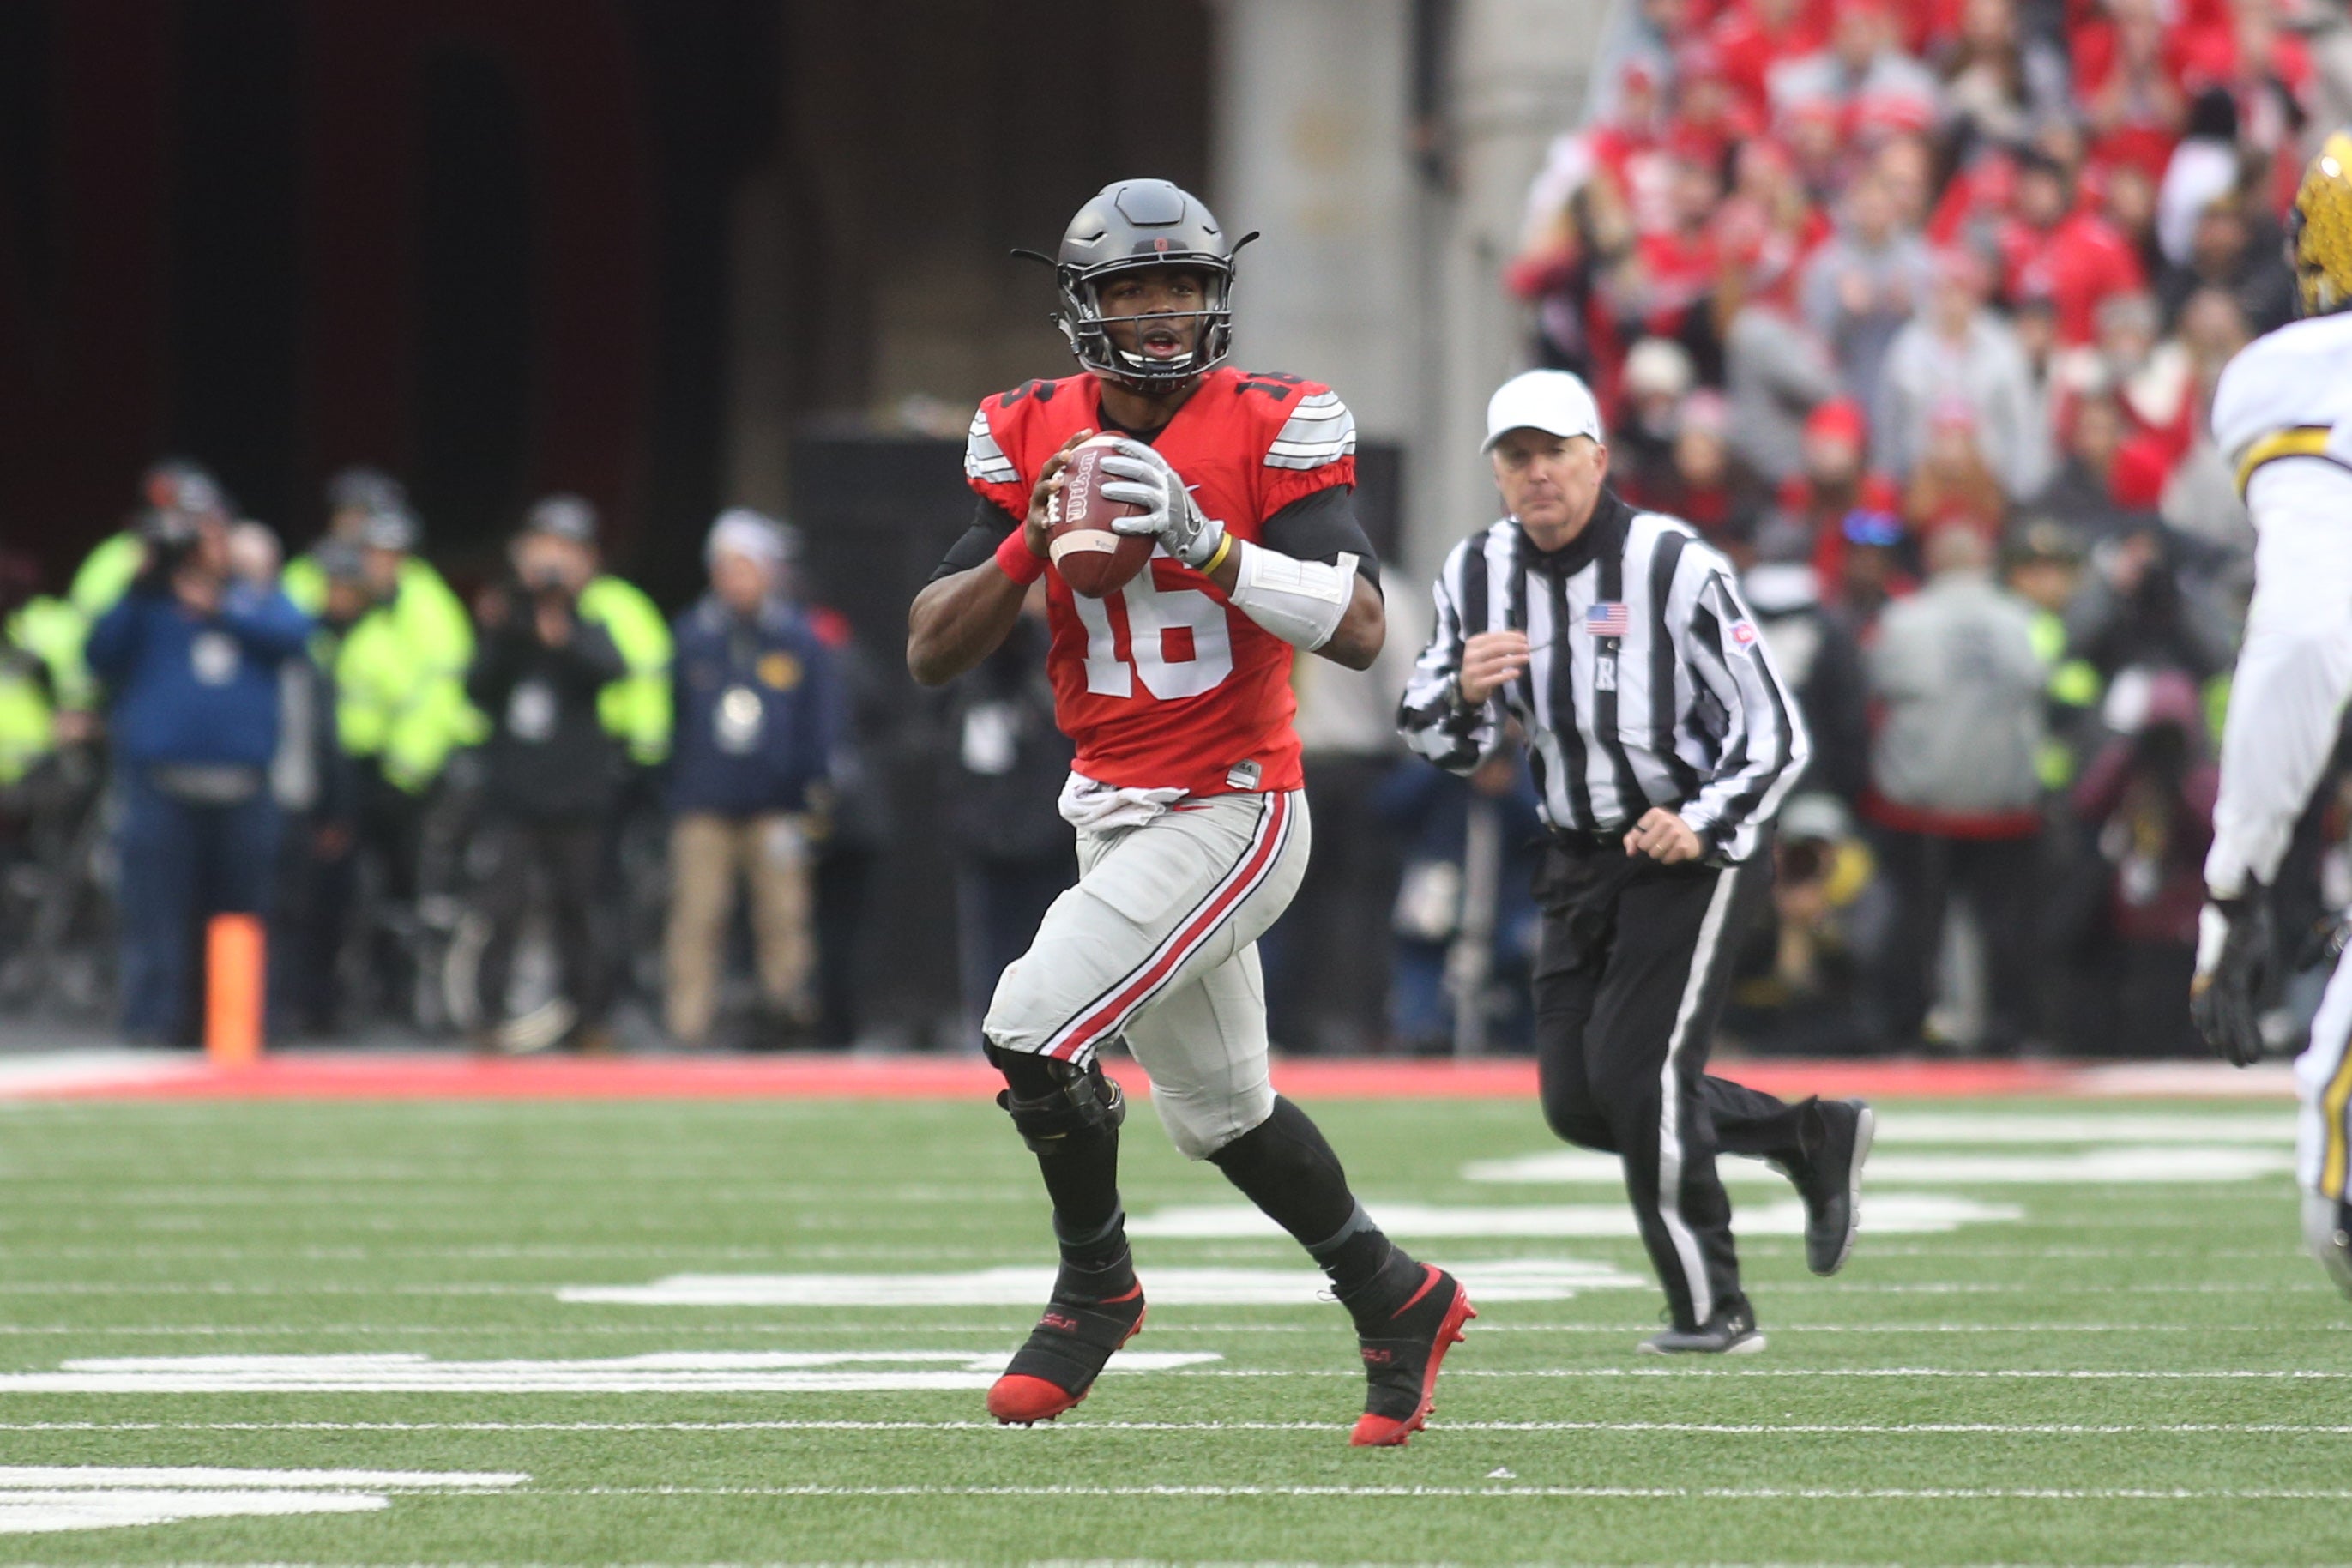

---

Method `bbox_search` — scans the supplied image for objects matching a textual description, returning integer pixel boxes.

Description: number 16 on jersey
[1069,570,1234,701]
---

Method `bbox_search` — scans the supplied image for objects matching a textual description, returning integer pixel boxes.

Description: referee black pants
[1532,836,1809,1331]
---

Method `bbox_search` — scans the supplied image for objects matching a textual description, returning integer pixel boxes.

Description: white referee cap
[1483,370,1606,452]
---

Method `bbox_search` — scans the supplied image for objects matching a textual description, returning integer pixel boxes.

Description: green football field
[1,1088,2347,1565]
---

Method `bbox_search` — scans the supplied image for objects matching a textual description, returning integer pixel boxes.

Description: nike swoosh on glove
[2192,892,2277,1067]
[1098,440,1224,570]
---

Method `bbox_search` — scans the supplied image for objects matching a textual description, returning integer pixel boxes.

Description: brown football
[1048,434,1155,599]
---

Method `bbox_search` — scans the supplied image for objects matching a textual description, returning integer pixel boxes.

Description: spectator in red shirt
[1711,0,1831,121]
[2075,0,2186,172]
[1999,147,2149,344]
[1673,39,1766,163]
[1622,145,1728,344]
[1780,399,1906,599]
[1929,142,2015,244]
[2058,291,2195,467]
[2096,160,2166,280]
[1581,61,1675,236]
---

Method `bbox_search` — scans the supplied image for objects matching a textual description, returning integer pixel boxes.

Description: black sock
[1307,1203,1423,1321]
[1052,1203,1133,1284]
[1207,1096,1359,1243]
[1209,1098,1420,1316]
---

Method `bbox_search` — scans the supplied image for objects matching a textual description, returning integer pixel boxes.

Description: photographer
[84,504,311,1043]
[2064,668,2218,1058]
[464,512,628,1054]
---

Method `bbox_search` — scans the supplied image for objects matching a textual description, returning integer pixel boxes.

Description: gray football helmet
[1036,179,1255,392]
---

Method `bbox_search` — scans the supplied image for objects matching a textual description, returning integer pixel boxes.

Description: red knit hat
[1806,398,1867,446]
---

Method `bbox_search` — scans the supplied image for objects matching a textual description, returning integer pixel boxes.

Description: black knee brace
[986,1046,1126,1155]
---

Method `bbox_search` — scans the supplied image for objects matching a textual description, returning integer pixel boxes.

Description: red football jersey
[964,367,1357,798]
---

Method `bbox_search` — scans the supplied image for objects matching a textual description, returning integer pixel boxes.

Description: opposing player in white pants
[908,179,1475,1445]
[2194,131,2352,1299]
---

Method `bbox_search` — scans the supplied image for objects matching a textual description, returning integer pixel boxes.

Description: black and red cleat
[1348,1264,1475,1448]
[986,1276,1148,1426]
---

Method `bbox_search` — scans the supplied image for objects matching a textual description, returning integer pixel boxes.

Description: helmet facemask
[1055,259,1236,394]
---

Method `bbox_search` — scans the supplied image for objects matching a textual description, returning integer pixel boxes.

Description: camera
[133,508,205,592]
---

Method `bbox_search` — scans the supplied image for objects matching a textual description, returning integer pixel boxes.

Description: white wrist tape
[1228,540,1355,650]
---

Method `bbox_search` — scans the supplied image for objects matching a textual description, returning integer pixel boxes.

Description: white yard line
[563,1482,2352,1501]
[0,1320,2303,1336]
[0,1419,2346,1436]
[9,1278,2316,1296]
[0,1467,525,1489]
[1177,1367,2352,1379]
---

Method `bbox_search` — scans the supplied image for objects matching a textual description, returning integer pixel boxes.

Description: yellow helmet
[2292,131,2352,317]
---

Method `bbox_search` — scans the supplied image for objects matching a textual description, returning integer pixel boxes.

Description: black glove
[2191,890,2278,1068]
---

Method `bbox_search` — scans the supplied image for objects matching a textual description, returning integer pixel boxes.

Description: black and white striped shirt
[1397,490,1808,863]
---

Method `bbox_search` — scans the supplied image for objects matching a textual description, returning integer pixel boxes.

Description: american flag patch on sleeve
[1585,602,1631,637]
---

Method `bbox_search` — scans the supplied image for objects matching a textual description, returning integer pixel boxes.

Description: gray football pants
[983,788,1307,1159]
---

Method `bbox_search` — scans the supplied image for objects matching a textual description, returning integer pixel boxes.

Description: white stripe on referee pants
[1656,865,1740,1326]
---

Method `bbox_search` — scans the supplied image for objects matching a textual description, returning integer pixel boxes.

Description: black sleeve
[927,499,1022,583]
[1258,485,1381,590]
[558,617,629,690]
[465,626,526,710]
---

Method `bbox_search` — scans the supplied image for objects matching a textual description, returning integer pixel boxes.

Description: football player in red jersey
[908,179,1473,1446]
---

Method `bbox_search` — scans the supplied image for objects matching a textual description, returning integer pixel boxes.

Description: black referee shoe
[1787,1098,1873,1276]
[1637,1301,1765,1355]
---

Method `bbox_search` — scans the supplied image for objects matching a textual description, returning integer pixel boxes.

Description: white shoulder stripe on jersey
[1264,448,1355,471]
[1267,435,1358,468]
[1267,396,1356,471]
[964,408,1018,485]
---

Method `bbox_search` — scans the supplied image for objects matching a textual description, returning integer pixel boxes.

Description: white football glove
[1098,439,1225,570]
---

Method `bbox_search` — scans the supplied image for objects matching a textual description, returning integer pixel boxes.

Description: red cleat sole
[986,1306,1148,1426]
[1348,1287,1476,1449]
[986,1372,1082,1426]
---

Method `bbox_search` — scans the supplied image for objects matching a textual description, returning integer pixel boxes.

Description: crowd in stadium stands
[1485,0,2350,1058]
[3,0,2343,1059]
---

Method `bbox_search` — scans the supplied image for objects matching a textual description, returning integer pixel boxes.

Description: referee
[1399,370,1873,1353]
